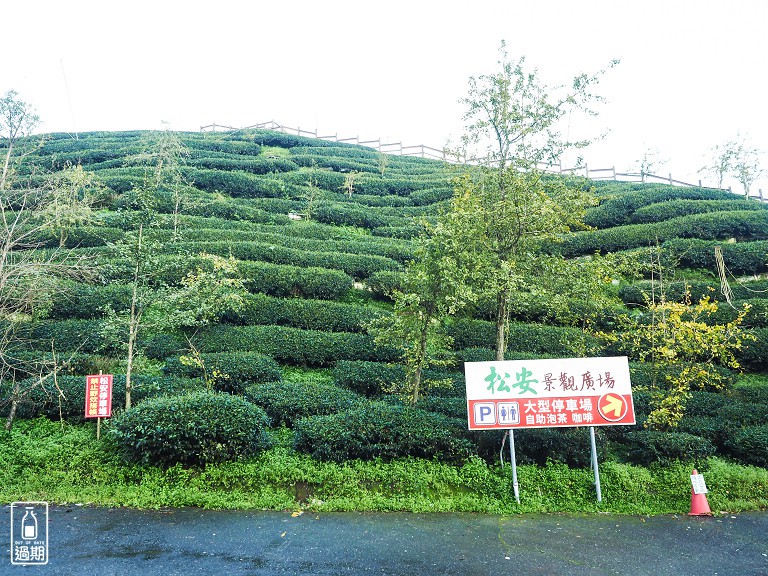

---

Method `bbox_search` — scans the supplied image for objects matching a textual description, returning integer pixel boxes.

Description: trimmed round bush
[245,380,362,427]
[107,391,271,466]
[293,401,474,462]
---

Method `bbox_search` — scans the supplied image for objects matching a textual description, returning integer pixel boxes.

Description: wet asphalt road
[1,506,767,575]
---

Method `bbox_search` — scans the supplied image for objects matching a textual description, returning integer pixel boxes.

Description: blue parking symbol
[474,403,496,425]
[498,402,520,425]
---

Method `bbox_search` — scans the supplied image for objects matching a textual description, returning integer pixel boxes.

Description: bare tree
[1,90,41,190]
[0,92,92,429]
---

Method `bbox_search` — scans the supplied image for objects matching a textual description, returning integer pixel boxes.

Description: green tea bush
[724,426,768,467]
[194,325,398,366]
[612,431,716,465]
[48,283,133,319]
[739,328,768,372]
[332,360,463,397]
[661,239,768,275]
[30,319,105,353]
[511,427,605,467]
[371,225,421,239]
[584,187,739,229]
[291,154,378,174]
[163,352,282,394]
[366,270,403,300]
[314,203,390,229]
[283,168,346,192]
[107,392,271,466]
[560,211,768,257]
[409,187,453,206]
[189,169,291,198]
[161,240,400,279]
[446,318,587,357]
[237,261,352,300]
[631,199,767,224]
[228,293,382,333]
[244,380,363,426]
[293,401,474,462]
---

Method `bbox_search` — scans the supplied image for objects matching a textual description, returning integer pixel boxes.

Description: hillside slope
[3,128,768,468]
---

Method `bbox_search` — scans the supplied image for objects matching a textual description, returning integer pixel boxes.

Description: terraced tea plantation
[3,128,768,472]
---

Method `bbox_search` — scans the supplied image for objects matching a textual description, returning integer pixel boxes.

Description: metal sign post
[589,426,602,503]
[509,429,520,504]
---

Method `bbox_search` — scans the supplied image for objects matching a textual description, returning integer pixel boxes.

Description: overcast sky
[4,0,767,194]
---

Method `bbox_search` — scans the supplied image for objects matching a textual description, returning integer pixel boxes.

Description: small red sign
[84,374,113,418]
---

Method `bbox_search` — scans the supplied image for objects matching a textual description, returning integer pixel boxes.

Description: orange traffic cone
[689,469,712,516]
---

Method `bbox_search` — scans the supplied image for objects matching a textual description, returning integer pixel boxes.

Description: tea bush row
[661,238,768,275]
[560,211,768,256]
[584,186,740,229]
[159,240,401,278]
[227,293,383,333]
[631,199,766,224]
[192,325,398,367]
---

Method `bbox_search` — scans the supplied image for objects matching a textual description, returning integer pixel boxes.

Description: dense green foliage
[107,392,272,466]
[3,129,768,513]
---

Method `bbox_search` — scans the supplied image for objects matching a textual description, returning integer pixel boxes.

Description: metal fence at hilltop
[201,120,765,202]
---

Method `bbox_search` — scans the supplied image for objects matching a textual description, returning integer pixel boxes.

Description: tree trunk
[1,143,14,190]
[495,288,508,362]
[5,380,20,431]
[125,224,143,410]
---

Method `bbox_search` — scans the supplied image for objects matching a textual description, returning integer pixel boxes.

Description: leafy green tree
[448,43,615,360]
[368,182,484,403]
[38,165,106,247]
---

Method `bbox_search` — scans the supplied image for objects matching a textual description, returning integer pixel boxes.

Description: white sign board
[465,356,635,430]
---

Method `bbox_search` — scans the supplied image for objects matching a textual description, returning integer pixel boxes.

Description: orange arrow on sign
[599,393,626,421]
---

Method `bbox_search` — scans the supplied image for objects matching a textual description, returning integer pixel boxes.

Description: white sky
[4,0,767,194]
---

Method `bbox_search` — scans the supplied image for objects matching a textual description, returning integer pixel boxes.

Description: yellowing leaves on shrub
[596,286,752,430]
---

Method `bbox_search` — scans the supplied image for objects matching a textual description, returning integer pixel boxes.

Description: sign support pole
[509,429,520,504]
[589,426,602,503]
[97,417,101,440]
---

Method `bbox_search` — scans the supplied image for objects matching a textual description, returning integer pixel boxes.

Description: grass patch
[2,418,767,515]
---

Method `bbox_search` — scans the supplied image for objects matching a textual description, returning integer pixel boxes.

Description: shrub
[163,352,282,394]
[48,283,133,319]
[293,401,474,462]
[739,328,768,372]
[613,431,716,465]
[560,211,768,257]
[194,325,399,366]
[332,360,464,397]
[237,261,352,300]
[107,391,271,466]
[229,293,382,333]
[366,270,403,300]
[446,318,587,357]
[245,380,362,427]
[724,426,768,467]
[661,238,768,275]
